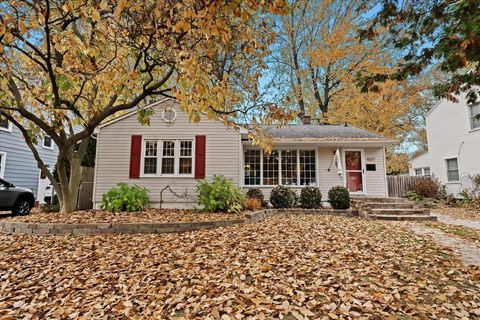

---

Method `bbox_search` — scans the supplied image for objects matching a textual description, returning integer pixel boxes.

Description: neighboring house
[0,118,58,203]
[93,99,394,208]
[408,153,431,177]
[409,91,480,196]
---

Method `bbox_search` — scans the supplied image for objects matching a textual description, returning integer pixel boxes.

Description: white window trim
[0,152,6,178]
[140,138,195,178]
[445,157,460,183]
[414,167,431,176]
[243,148,317,187]
[468,102,480,131]
[0,120,12,133]
[42,136,54,150]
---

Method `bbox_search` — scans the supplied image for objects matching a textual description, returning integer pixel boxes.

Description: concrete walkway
[436,214,480,230]
[412,224,480,267]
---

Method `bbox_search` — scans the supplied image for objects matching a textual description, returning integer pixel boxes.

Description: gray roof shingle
[263,124,391,142]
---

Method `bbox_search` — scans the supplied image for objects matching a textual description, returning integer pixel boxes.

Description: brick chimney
[301,115,311,125]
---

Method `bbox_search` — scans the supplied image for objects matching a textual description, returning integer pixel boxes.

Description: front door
[344,150,364,193]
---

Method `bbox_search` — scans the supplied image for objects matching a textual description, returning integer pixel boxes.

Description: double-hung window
[0,117,11,132]
[142,139,193,176]
[179,141,193,174]
[446,158,459,182]
[161,140,176,174]
[469,103,480,130]
[43,136,54,149]
[144,140,158,174]
[244,149,316,186]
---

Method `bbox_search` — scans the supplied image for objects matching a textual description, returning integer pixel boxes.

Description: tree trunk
[54,140,88,213]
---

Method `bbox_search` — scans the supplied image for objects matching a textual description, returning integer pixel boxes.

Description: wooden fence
[77,166,95,210]
[387,175,430,198]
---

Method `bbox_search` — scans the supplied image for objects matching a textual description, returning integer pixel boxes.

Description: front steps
[351,197,437,221]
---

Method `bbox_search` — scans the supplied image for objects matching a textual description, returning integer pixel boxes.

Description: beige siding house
[93,99,393,208]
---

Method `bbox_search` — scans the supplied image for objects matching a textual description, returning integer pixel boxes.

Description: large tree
[0,0,290,213]
[360,0,480,103]
[268,0,394,117]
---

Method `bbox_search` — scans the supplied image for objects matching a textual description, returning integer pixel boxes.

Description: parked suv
[0,179,35,215]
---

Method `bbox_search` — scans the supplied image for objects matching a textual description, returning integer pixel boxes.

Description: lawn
[1,215,479,319]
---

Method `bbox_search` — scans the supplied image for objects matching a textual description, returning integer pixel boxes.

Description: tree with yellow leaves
[0,0,290,213]
[268,0,432,173]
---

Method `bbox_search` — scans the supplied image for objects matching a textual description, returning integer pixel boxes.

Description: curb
[0,208,357,236]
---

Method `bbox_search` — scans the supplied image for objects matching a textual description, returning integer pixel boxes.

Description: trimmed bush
[411,178,441,199]
[246,188,264,203]
[101,183,150,212]
[243,197,262,211]
[328,186,350,209]
[299,186,322,209]
[270,185,297,208]
[197,175,245,213]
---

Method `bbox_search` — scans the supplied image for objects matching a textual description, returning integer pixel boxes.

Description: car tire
[12,198,32,216]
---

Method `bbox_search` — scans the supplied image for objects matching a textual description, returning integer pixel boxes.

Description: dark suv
[0,178,35,215]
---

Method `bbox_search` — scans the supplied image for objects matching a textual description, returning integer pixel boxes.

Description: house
[93,99,394,208]
[0,118,58,203]
[409,91,480,196]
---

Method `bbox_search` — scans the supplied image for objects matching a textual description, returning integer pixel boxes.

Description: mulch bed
[2,209,246,224]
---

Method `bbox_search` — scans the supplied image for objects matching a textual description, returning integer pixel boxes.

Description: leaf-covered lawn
[1,216,479,319]
[2,209,245,224]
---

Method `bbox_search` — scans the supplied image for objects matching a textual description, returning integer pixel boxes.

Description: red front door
[345,151,363,193]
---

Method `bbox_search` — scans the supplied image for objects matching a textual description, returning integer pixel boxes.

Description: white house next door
[344,150,364,193]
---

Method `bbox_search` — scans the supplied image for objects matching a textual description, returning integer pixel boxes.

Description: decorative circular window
[162,108,177,123]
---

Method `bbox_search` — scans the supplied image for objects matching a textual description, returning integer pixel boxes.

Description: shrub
[299,186,322,209]
[246,188,264,203]
[196,175,245,213]
[101,183,150,212]
[243,197,262,211]
[270,185,297,208]
[405,190,422,202]
[328,186,350,209]
[411,178,441,199]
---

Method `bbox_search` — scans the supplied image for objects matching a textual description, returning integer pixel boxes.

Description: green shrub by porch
[328,186,350,209]
[270,186,297,208]
[101,183,150,212]
[197,175,245,213]
[299,186,322,209]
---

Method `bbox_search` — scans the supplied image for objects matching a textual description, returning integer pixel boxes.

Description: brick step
[365,202,414,209]
[351,197,407,204]
[371,208,429,215]
[369,214,437,221]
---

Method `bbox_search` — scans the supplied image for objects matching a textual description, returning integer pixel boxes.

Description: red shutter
[129,135,142,179]
[195,135,206,179]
